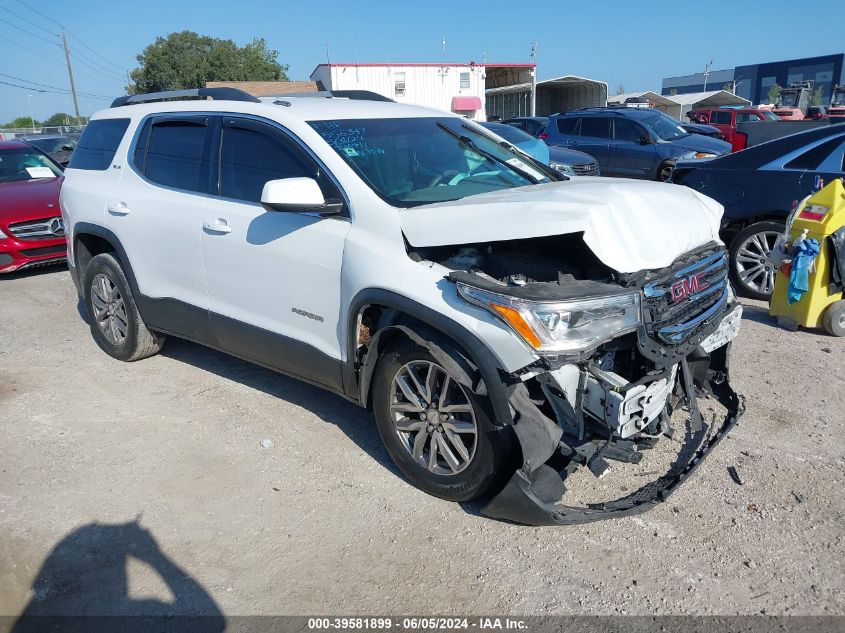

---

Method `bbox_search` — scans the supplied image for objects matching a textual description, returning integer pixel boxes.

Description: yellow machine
[769,178,845,336]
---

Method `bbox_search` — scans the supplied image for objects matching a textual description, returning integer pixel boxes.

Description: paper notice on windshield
[505,157,545,181]
[26,166,55,178]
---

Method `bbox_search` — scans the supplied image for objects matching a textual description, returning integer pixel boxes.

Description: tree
[669,88,678,96]
[722,82,733,91]
[810,86,824,106]
[4,116,39,129]
[615,83,625,96]
[43,112,73,126]
[767,83,781,105]
[128,31,289,94]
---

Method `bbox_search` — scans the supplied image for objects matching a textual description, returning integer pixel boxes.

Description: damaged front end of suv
[412,232,744,526]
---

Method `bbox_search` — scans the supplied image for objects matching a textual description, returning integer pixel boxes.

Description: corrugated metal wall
[485,89,532,119]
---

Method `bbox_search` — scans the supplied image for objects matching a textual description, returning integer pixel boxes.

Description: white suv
[61,88,744,526]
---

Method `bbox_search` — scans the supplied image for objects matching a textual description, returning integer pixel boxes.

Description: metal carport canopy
[669,90,751,119]
[536,75,608,114]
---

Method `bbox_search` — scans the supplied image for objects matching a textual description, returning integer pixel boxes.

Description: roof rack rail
[267,90,394,103]
[110,87,260,108]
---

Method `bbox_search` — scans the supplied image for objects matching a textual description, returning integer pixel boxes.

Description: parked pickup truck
[60,88,744,526]
[688,108,780,152]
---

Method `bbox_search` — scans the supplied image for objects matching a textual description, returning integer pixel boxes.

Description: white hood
[399,178,724,273]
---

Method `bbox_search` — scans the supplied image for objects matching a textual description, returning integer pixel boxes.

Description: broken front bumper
[481,346,745,526]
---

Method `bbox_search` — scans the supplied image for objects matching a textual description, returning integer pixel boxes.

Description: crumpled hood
[668,133,731,154]
[399,178,724,273]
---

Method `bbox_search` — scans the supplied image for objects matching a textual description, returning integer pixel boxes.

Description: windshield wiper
[435,122,550,184]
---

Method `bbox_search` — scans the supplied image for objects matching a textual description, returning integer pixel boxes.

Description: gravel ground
[0,266,843,618]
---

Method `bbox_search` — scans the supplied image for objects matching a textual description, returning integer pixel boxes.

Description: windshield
[642,114,688,141]
[0,148,62,183]
[27,136,75,154]
[832,90,845,107]
[308,117,555,207]
[777,92,799,107]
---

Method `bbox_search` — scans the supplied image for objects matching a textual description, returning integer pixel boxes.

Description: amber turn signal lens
[491,304,541,349]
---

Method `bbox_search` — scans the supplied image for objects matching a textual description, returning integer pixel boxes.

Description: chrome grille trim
[642,249,730,346]
[7,217,64,240]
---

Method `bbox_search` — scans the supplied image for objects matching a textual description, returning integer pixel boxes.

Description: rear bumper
[482,345,744,526]
[0,236,67,273]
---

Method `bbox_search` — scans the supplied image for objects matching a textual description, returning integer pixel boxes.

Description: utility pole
[702,59,713,92]
[61,28,81,126]
[530,42,537,117]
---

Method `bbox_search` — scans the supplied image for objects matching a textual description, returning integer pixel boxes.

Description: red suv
[0,141,66,273]
[687,108,779,152]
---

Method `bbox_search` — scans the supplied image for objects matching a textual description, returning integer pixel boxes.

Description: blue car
[543,107,731,181]
[480,122,599,176]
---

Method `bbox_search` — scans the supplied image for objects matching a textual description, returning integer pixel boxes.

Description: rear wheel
[371,339,514,502]
[84,253,164,361]
[728,221,785,300]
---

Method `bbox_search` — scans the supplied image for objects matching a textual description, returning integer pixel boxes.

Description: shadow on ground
[11,520,224,633]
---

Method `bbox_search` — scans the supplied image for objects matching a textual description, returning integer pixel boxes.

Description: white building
[310,62,536,121]
[310,63,609,121]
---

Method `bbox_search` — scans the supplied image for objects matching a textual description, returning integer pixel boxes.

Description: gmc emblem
[670,272,709,302]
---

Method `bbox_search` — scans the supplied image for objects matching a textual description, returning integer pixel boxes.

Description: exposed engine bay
[406,234,745,525]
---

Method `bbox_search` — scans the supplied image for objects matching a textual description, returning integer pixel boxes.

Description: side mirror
[639,135,654,145]
[260,177,342,214]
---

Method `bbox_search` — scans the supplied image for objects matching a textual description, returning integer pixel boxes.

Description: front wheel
[657,161,675,182]
[728,221,785,300]
[371,340,514,502]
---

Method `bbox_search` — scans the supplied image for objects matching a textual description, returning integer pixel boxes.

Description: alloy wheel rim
[659,165,674,182]
[389,360,478,475]
[90,273,128,345]
[735,230,780,296]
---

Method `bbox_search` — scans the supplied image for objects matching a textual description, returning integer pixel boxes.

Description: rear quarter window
[67,118,130,170]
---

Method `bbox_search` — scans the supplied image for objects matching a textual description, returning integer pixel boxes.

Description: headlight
[0,226,8,239]
[549,161,576,176]
[456,283,641,354]
[693,152,716,159]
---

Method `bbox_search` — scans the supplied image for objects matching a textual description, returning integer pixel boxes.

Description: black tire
[728,221,785,301]
[822,300,845,337]
[371,339,515,502]
[657,161,675,182]
[83,253,164,361]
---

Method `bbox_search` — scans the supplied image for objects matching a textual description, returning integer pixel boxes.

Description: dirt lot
[1,266,843,618]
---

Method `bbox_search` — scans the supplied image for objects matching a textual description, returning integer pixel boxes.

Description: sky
[1,0,844,123]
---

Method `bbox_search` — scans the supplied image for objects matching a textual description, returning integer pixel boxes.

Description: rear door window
[555,117,579,135]
[141,118,210,193]
[67,118,130,170]
[578,117,611,139]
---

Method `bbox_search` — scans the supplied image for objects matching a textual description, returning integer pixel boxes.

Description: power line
[0,32,65,65]
[13,0,62,27]
[0,78,112,100]
[0,5,58,36]
[67,43,124,80]
[0,72,112,99]
[15,0,125,75]
[67,30,125,73]
[67,51,123,83]
[0,15,62,47]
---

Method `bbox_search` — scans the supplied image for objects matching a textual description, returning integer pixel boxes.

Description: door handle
[108,202,131,216]
[203,219,232,234]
